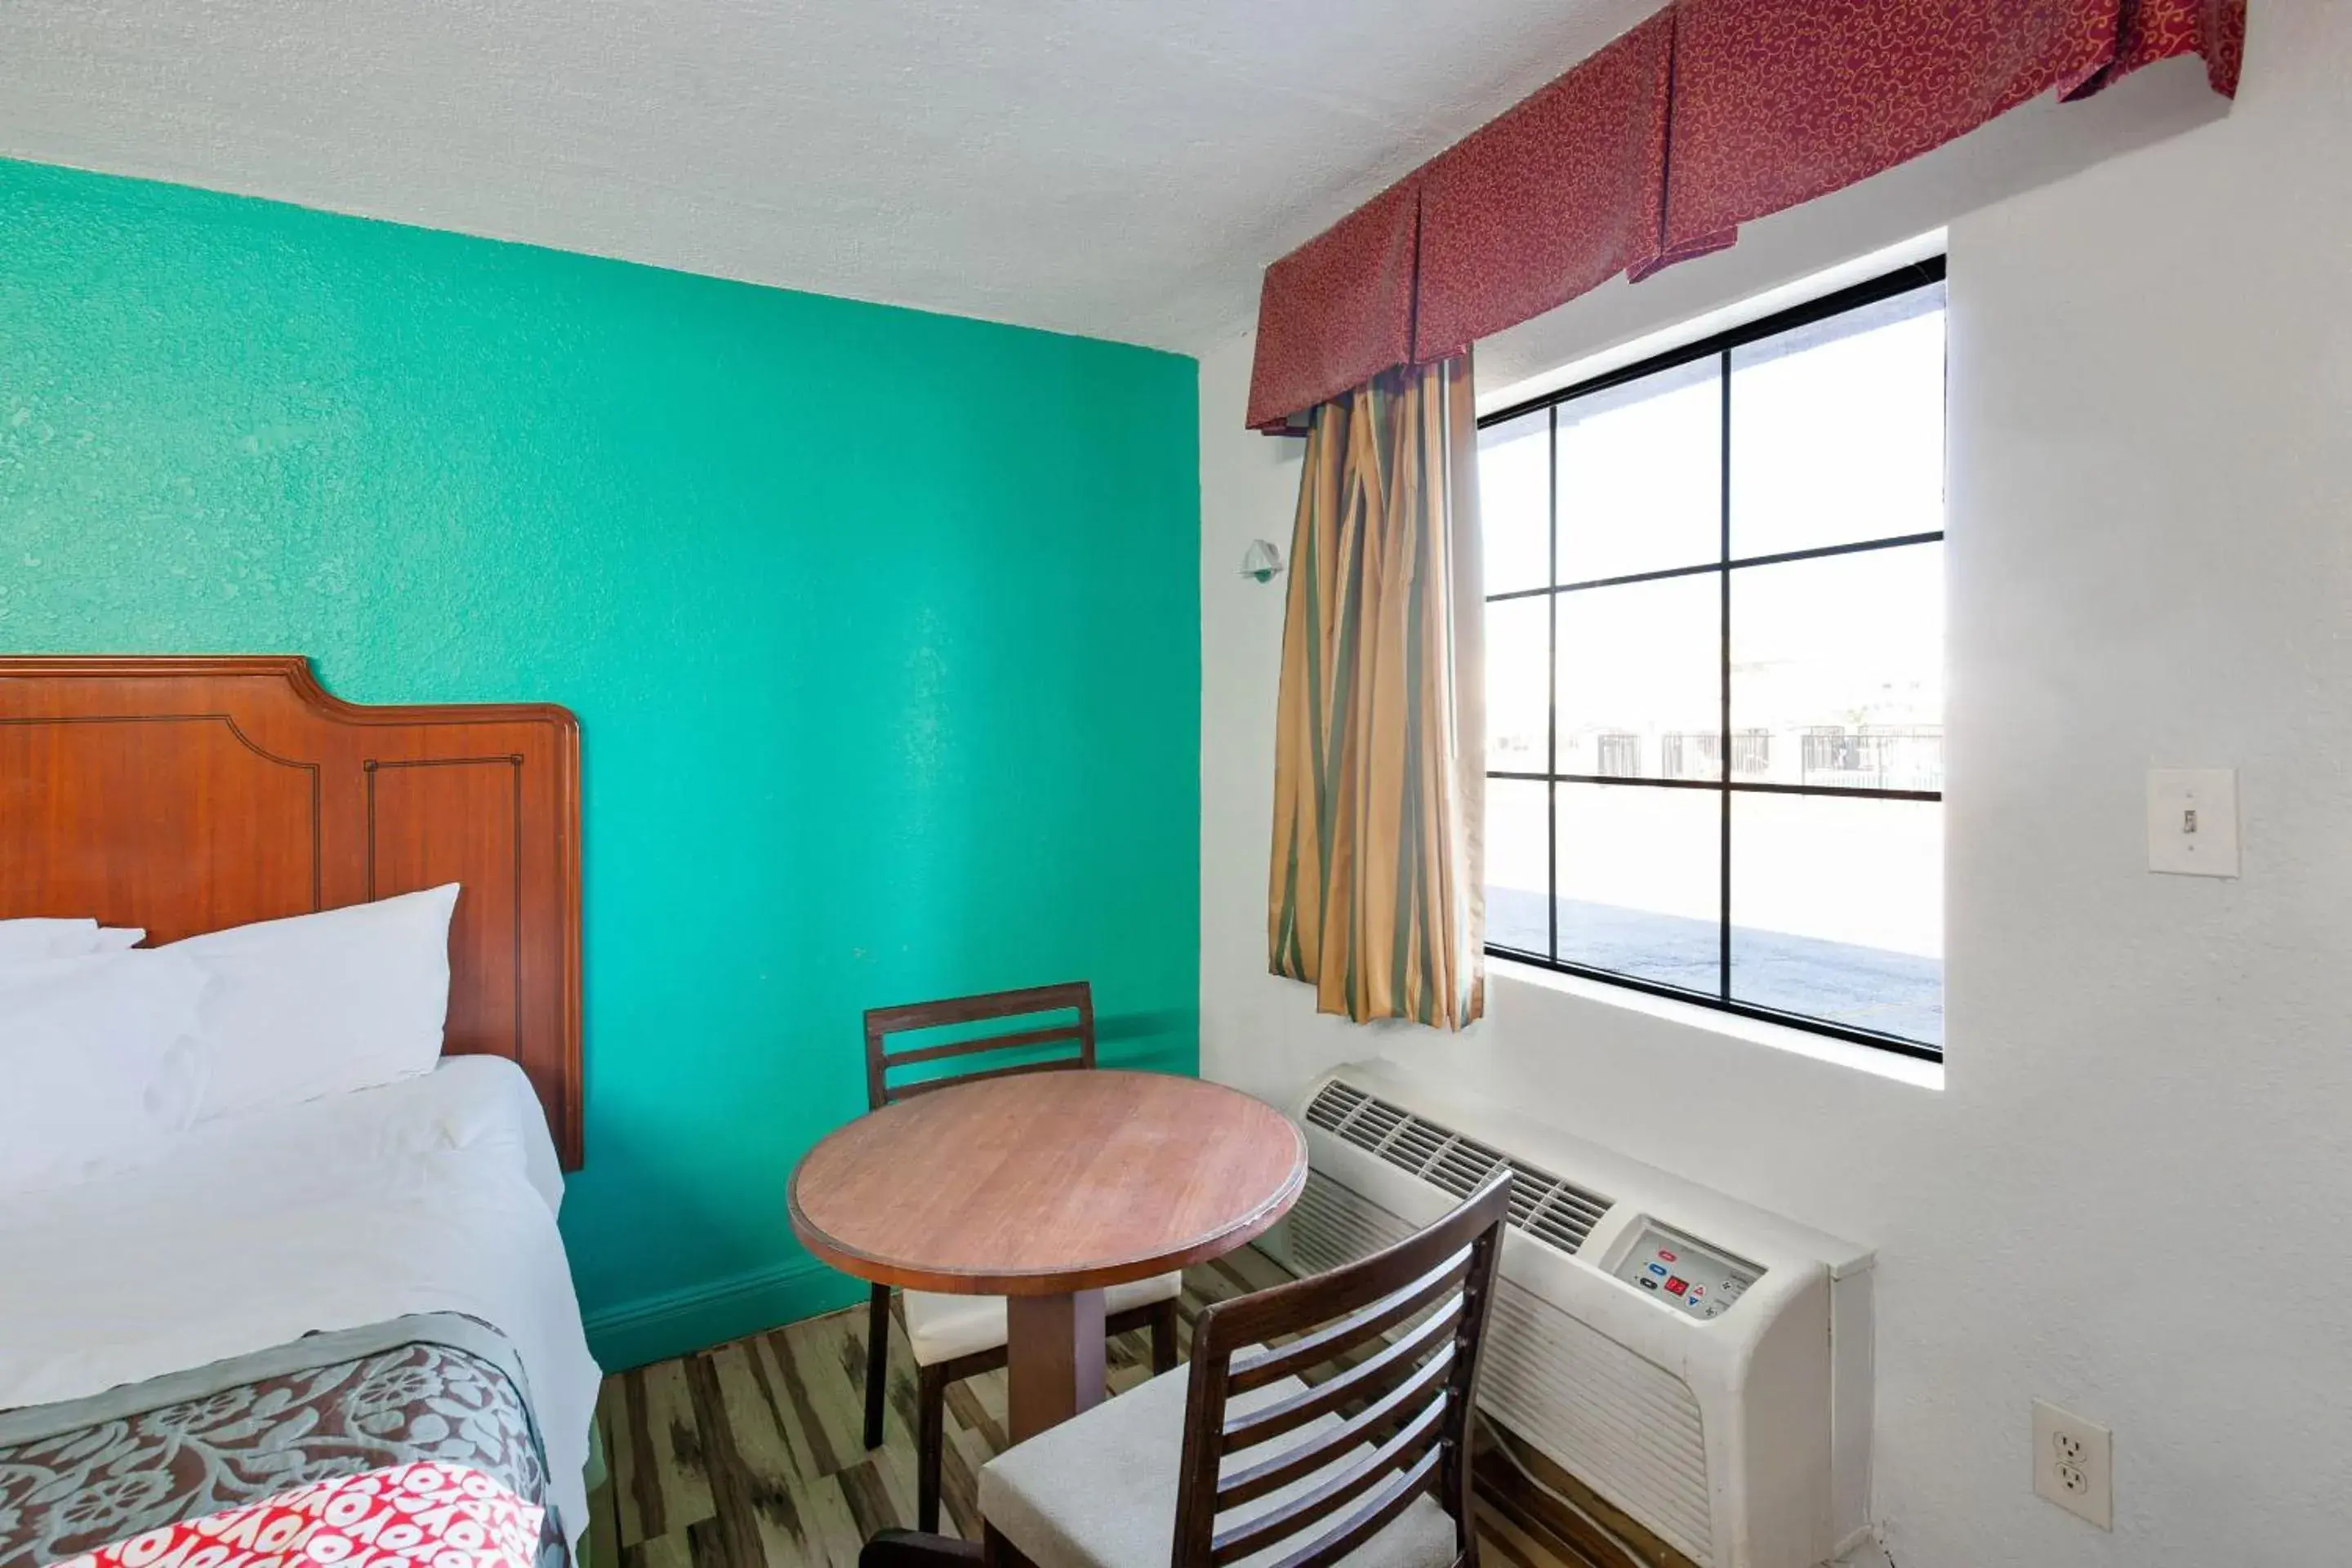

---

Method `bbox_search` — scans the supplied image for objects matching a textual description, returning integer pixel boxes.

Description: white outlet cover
[2033,1398,2114,1530]
[2147,768,2240,877]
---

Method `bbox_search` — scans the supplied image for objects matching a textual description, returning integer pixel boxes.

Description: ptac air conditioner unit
[1261,1062,1874,1568]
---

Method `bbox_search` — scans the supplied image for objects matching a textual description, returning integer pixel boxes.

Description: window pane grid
[1717,344,1732,997]
[1480,261,1946,1061]
[1545,402,1559,964]
[1486,529,1951,602]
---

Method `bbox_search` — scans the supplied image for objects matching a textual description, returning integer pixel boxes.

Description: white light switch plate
[2147,768,2239,877]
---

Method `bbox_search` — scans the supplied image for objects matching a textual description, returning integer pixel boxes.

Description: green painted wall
[0,158,1202,1368]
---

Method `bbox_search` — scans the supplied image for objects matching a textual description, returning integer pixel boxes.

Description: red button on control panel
[1657,1250,1678,1264]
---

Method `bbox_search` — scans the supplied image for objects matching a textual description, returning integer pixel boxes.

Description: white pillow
[0,918,100,963]
[0,920,147,961]
[165,884,461,1121]
[0,950,213,1193]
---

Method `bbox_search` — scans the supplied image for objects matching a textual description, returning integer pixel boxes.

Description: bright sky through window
[1480,266,1946,1055]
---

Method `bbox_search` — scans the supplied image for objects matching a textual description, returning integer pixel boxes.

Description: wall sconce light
[1240,540,1285,583]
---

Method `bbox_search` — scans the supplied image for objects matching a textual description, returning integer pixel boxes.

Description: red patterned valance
[1245,176,1423,433]
[1414,10,1677,363]
[1659,0,2122,261]
[1245,0,2247,431]
[2071,0,2247,97]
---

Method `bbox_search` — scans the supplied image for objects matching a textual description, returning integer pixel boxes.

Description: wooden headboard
[0,656,584,1167]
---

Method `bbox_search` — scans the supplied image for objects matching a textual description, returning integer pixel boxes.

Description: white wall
[1197,9,2352,1563]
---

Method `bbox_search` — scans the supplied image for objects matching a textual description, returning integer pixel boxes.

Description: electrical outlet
[2033,1400,2112,1529]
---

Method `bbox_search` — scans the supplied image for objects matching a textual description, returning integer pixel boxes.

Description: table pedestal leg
[1004,1288,1107,1445]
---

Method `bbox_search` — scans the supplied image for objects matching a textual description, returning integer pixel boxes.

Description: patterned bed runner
[0,1317,559,1568]
[51,1462,541,1568]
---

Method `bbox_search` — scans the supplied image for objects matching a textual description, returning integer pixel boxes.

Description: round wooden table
[788,1069,1307,1444]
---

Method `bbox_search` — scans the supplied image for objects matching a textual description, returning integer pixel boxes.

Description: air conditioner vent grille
[1300,1080,1613,1255]
[1506,1171,1560,1229]
[1379,1116,1447,1173]
[1350,1096,1406,1146]
[1524,1190,1607,1255]
[1427,1136,1503,1198]
[1303,1081,1367,1132]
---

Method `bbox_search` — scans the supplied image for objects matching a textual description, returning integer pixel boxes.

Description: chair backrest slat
[1220,1303,1460,1454]
[1209,1396,1450,1565]
[1268,1444,1447,1568]
[1215,1347,1454,1514]
[1169,1170,1511,1568]
[862,981,1094,1111]
[885,1056,1085,1100]
[1227,1248,1473,1395]
[882,1023,1087,1070]
[864,979,1091,1036]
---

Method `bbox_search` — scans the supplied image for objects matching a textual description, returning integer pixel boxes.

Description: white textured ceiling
[0,0,1659,353]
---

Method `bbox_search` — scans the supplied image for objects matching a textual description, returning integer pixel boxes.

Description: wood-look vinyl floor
[588,1246,1591,1568]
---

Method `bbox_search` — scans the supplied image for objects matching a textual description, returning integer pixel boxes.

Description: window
[1481,261,1946,1059]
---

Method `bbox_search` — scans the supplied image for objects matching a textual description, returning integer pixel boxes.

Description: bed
[0,657,596,1566]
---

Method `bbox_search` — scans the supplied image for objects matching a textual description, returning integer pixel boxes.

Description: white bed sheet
[0,1054,601,1548]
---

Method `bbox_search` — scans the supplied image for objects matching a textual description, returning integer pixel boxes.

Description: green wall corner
[0,158,1203,1370]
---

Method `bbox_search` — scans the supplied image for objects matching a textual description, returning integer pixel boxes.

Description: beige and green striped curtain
[1268,354,1485,1029]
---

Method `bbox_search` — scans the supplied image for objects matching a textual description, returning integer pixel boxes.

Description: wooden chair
[975,1170,1511,1568]
[861,981,1182,1534]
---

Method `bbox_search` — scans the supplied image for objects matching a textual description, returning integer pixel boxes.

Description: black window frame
[1480,257,1948,1063]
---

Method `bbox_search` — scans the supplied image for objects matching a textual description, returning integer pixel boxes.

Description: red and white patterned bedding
[52,1463,540,1568]
[0,1316,564,1568]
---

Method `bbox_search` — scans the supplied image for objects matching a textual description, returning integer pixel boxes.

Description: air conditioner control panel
[1610,1221,1762,1321]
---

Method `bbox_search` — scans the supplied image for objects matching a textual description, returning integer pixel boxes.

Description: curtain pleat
[1245,176,1424,434]
[2069,0,2247,98]
[1657,0,2129,261]
[1268,354,1484,1029]
[1414,8,1679,361]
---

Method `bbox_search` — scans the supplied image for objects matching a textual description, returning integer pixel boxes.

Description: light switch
[2147,768,2239,877]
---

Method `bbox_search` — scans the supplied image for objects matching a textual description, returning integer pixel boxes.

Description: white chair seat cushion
[900,1272,1183,1367]
[978,1362,1458,1568]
